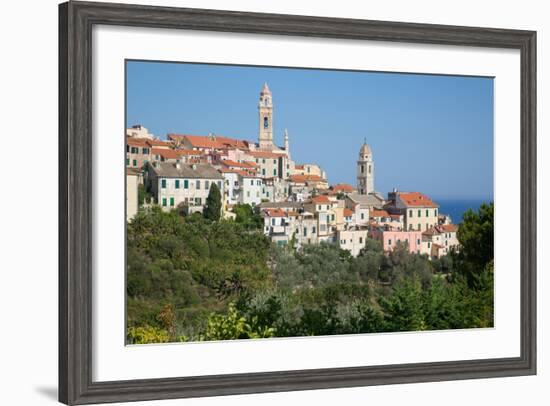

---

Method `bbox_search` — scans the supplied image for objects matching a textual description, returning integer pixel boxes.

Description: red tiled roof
[423,227,441,236]
[147,139,173,147]
[126,137,149,147]
[311,195,331,204]
[168,134,249,150]
[439,224,459,232]
[248,150,284,159]
[331,183,354,193]
[220,159,254,169]
[371,209,390,218]
[263,208,287,218]
[344,208,354,217]
[175,149,204,156]
[289,174,325,183]
[151,148,179,159]
[399,192,438,208]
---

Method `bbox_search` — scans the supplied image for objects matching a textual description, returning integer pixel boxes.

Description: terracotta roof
[263,208,287,218]
[331,183,354,193]
[311,195,331,204]
[439,224,459,232]
[371,209,390,218]
[168,133,249,150]
[399,192,438,208]
[294,164,304,170]
[287,211,300,217]
[151,148,180,160]
[175,149,204,156]
[423,227,441,236]
[147,139,173,147]
[289,174,325,183]
[248,150,284,159]
[126,137,149,147]
[221,159,253,168]
[344,208,354,217]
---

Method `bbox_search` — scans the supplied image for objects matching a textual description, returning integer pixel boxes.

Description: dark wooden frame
[59,1,537,404]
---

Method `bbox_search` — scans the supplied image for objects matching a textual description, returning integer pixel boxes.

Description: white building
[337,228,369,257]
[239,173,264,206]
[147,162,223,213]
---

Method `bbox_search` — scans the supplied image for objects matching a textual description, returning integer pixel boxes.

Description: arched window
[368,165,371,174]
[361,164,364,173]
[264,116,269,129]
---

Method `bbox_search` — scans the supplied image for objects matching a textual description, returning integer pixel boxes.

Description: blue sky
[126,61,494,200]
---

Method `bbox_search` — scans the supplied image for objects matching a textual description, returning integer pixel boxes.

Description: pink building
[369,228,423,254]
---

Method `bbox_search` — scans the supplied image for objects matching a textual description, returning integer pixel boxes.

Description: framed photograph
[59,1,536,404]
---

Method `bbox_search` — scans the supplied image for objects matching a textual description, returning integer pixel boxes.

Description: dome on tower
[260,82,271,95]
[359,143,372,156]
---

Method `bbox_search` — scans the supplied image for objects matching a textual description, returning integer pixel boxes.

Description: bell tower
[357,140,374,194]
[258,83,274,150]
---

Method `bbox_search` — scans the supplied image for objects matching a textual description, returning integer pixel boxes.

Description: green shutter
[126,158,129,166]
[175,180,180,189]
[184,179,189,189]
[162,198,167,206]
[170,197,174,206]
[133,159,137,167]
[426,209,429,217]
[161,179,166,188]
[418,209,421,217]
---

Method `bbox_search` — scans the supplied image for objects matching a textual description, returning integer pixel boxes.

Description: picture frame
[59,1,537,404]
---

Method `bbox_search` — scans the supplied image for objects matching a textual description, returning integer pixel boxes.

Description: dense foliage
[126,203,494,344]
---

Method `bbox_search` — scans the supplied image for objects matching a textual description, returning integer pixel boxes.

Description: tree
[203,182,222,221]
[455,202,494,284]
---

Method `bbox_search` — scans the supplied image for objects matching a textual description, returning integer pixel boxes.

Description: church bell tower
[258,83,274,150]
[357,141,374,194]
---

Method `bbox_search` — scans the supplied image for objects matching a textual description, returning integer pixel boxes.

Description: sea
[436,199,493,225]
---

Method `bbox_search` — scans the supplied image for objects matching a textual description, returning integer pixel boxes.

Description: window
[273,169,277,176]
[361,165,364,173]
[359,237,363,244]
[266,192,270,197]
[131,147,138,154]
[196,180,201,189]
[247,191,250,197]
[250,180,254,186]
[126,145,129,153]
[256,191,260,198]
[255,158,259,163]
[272,218,275,226]
[263,116,269,129]
[435,209,438,216]
[257,180,261,186]
[184,179,189,189]
[133,159,137,167]
[417,239,421,245]
[126,158,129,166]
[303,227,307,236]
[418,209,421,217]
[428,242,431,248]
[162,198,167,207]
[426,209,429,217]
[218,181,222,189]
[368,165,371,174]
[142,148,149,154]
[331,214,335,221]
[262,159,266,164]
[170,197,174,206]
[361,213,364,220]
[286,164,289,169]
[205,180,210,190]
[195,197,201,205]
[388,239,392,245]
[175,180,180,189]
[273,159,277,164]
[417,224,421,231]
[161,179,166,188]
[409,210,413,217]
[312,226,316,234]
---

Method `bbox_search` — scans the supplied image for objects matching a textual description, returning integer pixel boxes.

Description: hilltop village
[126,83,459,259]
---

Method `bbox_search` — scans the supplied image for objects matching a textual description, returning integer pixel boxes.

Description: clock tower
[258,83,274,150]
[357,141,374,194]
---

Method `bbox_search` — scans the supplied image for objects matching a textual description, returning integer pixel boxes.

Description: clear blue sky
[126,60,494,200]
